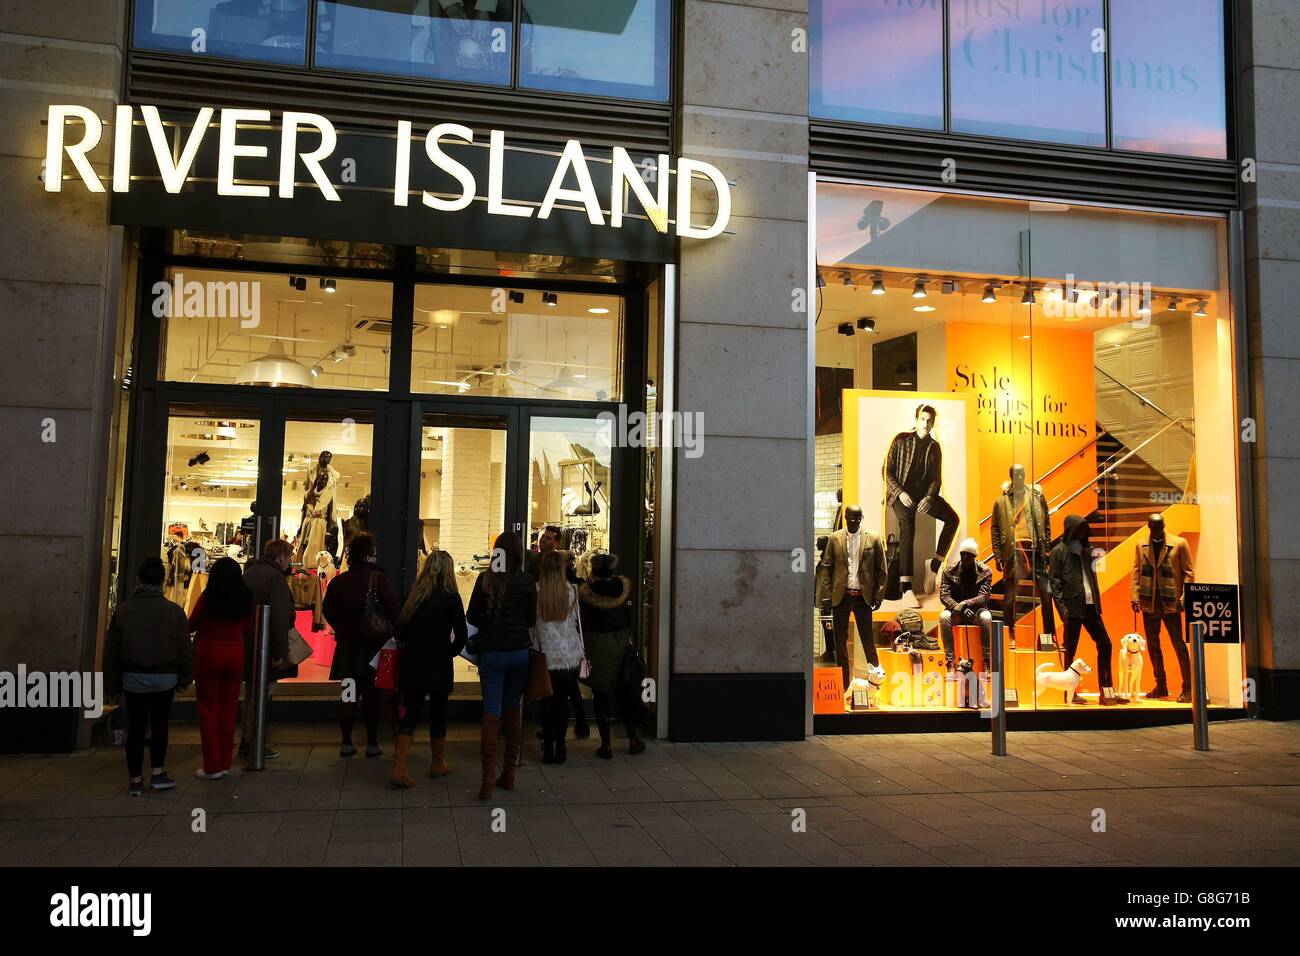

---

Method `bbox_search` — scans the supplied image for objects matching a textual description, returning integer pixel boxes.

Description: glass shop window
[133,0,309,65]
[518,0,670,102]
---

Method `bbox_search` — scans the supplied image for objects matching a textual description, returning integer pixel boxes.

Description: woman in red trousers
[190,557,253,779]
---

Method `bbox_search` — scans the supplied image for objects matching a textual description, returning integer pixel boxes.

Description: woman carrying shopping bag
[534,550,586,765]
[466,531,536,800]
[389,550,467,787]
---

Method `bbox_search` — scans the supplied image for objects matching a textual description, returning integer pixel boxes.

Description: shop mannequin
[990,464,1056,641]
[1050,515,1126,705]
[342,493,372,553]
[938,538,993,668]
[1130,514,1194,703]
[884,405,959,607]
[816,505,887,692]
[293,451,340,564]
[831,488,845,532]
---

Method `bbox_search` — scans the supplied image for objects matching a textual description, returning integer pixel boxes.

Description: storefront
[808,181,1249,729]
[81,104,715,717]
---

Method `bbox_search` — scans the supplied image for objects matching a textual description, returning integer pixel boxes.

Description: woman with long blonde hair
[388,549,467,787]
[534,549,586,764]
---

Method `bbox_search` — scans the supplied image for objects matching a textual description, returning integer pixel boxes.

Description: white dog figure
[1036,658,1094,705]
[1117,633,1147,700]
[844,665,887,709]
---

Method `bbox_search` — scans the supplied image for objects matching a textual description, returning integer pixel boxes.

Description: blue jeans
[478,648,529,718]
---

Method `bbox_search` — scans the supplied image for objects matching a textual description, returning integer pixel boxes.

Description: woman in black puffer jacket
[579,553,645,758]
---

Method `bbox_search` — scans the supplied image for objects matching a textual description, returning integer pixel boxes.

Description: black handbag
[359,571,393,644]
[618,637,646,691]
[884,533,902,601]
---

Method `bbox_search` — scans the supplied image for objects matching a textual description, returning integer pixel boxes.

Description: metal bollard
[989,619,1007,756]
[1191,620,1210,752]
[249,604,271,771]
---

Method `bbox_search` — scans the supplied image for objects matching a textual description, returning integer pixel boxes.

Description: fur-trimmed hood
[580,575,631,609]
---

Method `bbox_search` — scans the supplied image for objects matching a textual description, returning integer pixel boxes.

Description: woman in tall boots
[579,553,646,757]
[390,550,467,788]
[534,550,586,765]
[466,531,536,799]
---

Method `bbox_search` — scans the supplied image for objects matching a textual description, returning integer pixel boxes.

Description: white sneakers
[922,558,941,595]
[193,769,229,780]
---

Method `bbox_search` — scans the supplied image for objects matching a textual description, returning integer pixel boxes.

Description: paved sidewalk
[1,720,1298,867]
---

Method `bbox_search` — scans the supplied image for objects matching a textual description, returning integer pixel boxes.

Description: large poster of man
[843,390,979,616]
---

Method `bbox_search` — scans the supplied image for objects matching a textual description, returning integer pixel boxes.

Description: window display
[813,182,1242,718]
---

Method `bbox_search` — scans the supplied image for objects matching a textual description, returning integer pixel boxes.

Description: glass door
[412,410,512,698]
[524,412,616,578]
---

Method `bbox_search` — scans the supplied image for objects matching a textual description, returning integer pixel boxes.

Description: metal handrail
[1095,366,1196,436]
[1045,416,1195,518]
[977,415,1194,564]
[978,432,1100,528]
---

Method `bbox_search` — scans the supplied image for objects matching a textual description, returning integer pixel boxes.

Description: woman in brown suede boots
[389,550,467,788]
[466,531,536,800]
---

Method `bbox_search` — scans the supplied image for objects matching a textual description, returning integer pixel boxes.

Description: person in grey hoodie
[239,538,294,758]
[104,556,194,796]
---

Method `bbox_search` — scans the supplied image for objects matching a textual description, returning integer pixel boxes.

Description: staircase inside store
[1084,426,1185,553]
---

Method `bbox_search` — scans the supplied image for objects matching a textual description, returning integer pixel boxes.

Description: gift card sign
[813,667,846,714]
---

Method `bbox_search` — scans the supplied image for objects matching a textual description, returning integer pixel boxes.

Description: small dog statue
[1117,633,1147,700]
[1036,658,1094,705]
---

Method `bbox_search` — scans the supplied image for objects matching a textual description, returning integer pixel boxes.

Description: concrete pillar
[671,0,810,740]
[1237,0,1300,718]
[0,3,127,751]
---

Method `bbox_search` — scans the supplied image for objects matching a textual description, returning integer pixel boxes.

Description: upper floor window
[810,0,943,129]
[949,0,1106,147]
[810,0,1229,159]
[314,0,513,86]
[134,0,672,103]
[1110,0,1228,159]
[133,0,309,65]
[518,0,670,102]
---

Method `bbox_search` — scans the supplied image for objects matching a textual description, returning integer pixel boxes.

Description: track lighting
[942,279,957,295]
[1194,300,1208,317]
[856,317,876,333]
[837,323,855,336]
[871,275,886,296]
[982,284,997,304]
[1166,297,1179,312]
[543,292,558,307]
[1020,284,1036,306]
[287,275,306,291]
[1136,294,1152,315]
[842,273,855,287]
[310,364,323,378]
[912,278,928,299]
[509,290,525,304]
[320,278,337,293]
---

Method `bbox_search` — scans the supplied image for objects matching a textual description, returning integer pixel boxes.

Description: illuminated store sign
[43,105,732,240]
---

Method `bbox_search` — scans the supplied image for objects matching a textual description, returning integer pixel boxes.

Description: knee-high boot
[496,708,522,790]
[429,736,450,777]
[478,716,501,800]
[390,733,415,788]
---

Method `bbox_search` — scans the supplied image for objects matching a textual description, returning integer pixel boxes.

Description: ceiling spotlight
[1136,294,1152,315]
[871,275,886,296]
[310,364,323,378]
[842,274,855,287]
[1194,299,1208,317]
[942,279,957,295]
[836,323,855,337]
[288,275,298,288]
[912,278,929,299]
[1020,284,1036,306]
[543,292,558,307]
[320,278,337,293]
[856,317,876,333]
[816,271,826,289]
[588,307,610,315]
[982,284,997,304]
[1166,297,1179,312]
[509,290,525,304]
[913,305,936,313]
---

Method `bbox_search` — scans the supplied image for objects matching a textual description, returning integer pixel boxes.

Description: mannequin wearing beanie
[938,538,993,668]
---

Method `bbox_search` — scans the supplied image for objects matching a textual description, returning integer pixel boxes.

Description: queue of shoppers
[107,532,647,796]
